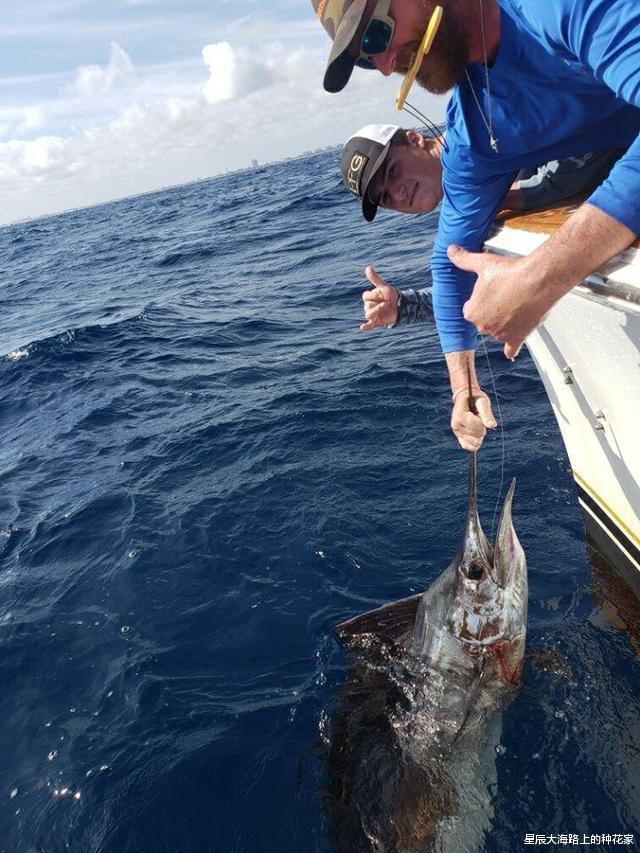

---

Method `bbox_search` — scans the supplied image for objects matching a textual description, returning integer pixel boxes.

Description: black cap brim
[362,195,378,222]
[323,50,357,93]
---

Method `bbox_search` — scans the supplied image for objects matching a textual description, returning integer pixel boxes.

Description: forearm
[520,202,636,306]
[432,170,514,353]
[445,349,481,394]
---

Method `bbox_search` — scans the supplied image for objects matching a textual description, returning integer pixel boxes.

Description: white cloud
[22,136,67,173]
[64,41,135,100]
[18,105,47,134]
[202,41,274,104]
[0,136,68,179]
[0,42,140,142]
[0,36,447,225]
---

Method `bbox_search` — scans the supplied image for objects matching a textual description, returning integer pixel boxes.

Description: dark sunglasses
[355,0,395,69]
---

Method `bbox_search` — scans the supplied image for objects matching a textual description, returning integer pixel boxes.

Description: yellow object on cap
[396,6,443,110]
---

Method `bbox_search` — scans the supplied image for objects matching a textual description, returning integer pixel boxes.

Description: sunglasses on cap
[355,0,395,69]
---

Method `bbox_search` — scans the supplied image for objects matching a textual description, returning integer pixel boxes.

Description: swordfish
[326,455,528,853]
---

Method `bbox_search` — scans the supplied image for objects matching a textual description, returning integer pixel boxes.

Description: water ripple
[0,149,637,853]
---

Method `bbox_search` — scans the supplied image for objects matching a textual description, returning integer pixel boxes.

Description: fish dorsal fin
[491,478,522,588]
[335,594,422,655]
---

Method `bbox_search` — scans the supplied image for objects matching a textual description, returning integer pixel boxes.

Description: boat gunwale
[485,226,640,308]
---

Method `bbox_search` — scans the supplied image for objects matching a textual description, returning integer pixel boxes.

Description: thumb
[365,265,392,294]
[447,244,482,274]
[475,394,497,429]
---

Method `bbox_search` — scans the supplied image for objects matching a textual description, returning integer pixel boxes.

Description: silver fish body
[325,455,527,852]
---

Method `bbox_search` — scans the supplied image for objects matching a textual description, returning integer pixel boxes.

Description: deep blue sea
[1,150,639,853]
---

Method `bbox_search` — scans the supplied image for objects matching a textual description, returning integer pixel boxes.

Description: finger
[360,309,385,330]
[463,302,492,335]
[359,314,386,331]
[365,265,392,294]
[504,339,524,361]
[456,416,486,448]
[461,417,486,444]
[462,302,492,335]
[452,408,486,445]
[447,245,484,274]
[362,290,385,307]
[361,307,387,331]
[451,397,473,422]
[364,301,386,321]
[475,395,497,429]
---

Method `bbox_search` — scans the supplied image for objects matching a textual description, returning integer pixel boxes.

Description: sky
[0,0,447,225]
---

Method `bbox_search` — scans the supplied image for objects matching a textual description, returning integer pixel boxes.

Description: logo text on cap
[347,153,368,197]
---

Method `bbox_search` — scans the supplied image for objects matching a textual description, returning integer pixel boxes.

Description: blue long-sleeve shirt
[432,0,640,353]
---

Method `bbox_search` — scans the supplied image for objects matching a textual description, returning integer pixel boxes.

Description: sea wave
[0,149,637,853]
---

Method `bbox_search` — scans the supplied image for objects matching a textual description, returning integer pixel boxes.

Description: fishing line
[395,6,448,152]
[479,334,506,539]
[394,6,503,534]
[400,102,449,153]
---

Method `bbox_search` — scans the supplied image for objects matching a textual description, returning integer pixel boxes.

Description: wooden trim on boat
[497,201,640,249]
[489,201,640,306]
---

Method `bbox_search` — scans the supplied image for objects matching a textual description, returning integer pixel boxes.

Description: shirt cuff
[396,288,434,326]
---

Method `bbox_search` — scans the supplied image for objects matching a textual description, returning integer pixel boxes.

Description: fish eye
[467,562,483,580]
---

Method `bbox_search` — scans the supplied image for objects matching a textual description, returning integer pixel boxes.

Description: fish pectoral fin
[335,594,422,653]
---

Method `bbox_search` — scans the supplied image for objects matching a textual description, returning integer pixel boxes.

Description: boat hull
[485,219,640,594]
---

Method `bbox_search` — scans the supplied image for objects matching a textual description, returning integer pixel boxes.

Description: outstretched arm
[450,203,636,359]
[359,266,434,330]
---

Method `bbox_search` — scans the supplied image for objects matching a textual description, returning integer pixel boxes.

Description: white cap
[341,124,402,221]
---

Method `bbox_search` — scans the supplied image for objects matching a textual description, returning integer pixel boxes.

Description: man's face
[362,0,469,94]
[368,136,442,215]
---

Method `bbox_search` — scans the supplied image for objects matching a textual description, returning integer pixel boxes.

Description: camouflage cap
[310,0,369,93]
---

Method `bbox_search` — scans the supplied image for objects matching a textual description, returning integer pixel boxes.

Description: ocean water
[0,150,638,853]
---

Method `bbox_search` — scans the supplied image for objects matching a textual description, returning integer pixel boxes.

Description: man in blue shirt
[310,0,640,450]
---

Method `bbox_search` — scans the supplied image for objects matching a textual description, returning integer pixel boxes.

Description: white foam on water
[6,348,29,361]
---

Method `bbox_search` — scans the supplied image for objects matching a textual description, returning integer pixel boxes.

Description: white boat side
[485,210,640,594]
